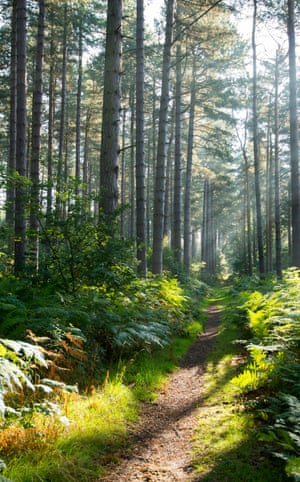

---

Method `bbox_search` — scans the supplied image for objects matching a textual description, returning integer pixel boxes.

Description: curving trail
[98,305,220,482]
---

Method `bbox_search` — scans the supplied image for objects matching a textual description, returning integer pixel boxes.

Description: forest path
[98,305,220,482]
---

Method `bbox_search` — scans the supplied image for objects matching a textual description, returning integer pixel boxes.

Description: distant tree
[136,0,147,275]
[172,26,182,264]
[201,178,216,276]
[75,14,83,197]
[184,55,196,274]
[56,3,68,220]
[274,48,282,279]
[152,0,174,275]
[252,0,264,275]
[236,115,253,276]
[29,0,46,270]
[46,11,55,224]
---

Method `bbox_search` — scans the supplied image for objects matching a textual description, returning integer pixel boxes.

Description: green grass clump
[2,381,137,481]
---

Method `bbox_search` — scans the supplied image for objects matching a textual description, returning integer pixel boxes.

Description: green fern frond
[40,378,78,393]
[0,339,47,367]
[0,358,35,392]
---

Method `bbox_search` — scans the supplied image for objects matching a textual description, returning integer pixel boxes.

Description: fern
[0,339,47,368]
[231,271,300,480]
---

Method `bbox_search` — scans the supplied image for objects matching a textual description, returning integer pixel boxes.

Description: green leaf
[286,457,300,479]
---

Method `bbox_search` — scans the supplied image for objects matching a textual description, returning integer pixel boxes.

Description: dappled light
[0,0,300,479]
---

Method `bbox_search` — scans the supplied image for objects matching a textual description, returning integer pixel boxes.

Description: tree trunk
[287,0,300,268]
[136,0,147,275]
[172,40,182,263]
[152,0,174,274]
[252,0,264,275]
[265,100,273,273]
[29,0,45,270]
[14,0,27,273]
[75,17,83,196]
[184,55,196,274]
[274,48,282,279]
[100,0,122,217]
[164,105,174,240]
[201,178,216,276]
[46,20,55,225]
[7,0,17,252]
[120,105,126,238]
[129,83,135,238]
[56,3,68,220]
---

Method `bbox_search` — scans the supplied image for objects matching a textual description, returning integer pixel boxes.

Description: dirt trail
[98,305,220,482]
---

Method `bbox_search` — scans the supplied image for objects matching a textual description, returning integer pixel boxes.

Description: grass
[191,290,289,481]
[2,381,137,481]
[1,312,204,481]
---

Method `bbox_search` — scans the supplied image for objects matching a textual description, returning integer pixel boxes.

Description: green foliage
[192,290,287,482]
[0,202,206,480]
[0,334,77,432]
[1,289,202,482]
[229,271,300,480]
[0,272,190,386]
[39,207,137,293]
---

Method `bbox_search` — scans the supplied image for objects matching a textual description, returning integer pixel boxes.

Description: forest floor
[97,305,220,482]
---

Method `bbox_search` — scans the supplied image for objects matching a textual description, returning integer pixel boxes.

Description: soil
[98,305,220,482]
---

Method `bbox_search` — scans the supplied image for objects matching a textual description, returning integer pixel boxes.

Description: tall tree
[152,0,174,274]
[136,0,147,275]
[6,0,17,250]
[14,0,27,273]
[184,54,196,274]
[46,14,55,224]
[75,14,83,197]
[252,0,264,275]
[287,0,300,268]
[29,0,46,270]
[100,0,122,217]
[172,25,182,263]
[274,48,282,279]
[56,3,68,220]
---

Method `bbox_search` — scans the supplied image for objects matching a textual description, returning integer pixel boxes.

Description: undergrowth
[0,275,206,481]
[192,288,288,481]
[226,271,300,481]
[1,325,203,481]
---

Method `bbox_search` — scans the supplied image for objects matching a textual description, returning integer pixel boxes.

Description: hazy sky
[145,0,164,29]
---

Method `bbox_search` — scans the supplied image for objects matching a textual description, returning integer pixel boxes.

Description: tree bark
[172,39,182,263]
[252,0,264,275]
[100,0,122,217]
[75,17,83,196]
[14,0,27,273]
[274,48,282,279]
[29,0,45,270]
[136,0,147,275]
[287,0,300,268]
[152,0,174,274]
[184,55,196,274]
[46,17,55,224]
[56,3,68,220]
[7,0,17,250]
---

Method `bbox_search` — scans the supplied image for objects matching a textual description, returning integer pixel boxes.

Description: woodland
[0,0,300,480]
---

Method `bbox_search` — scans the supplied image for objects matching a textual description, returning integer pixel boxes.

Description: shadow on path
[97,306,220,482]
